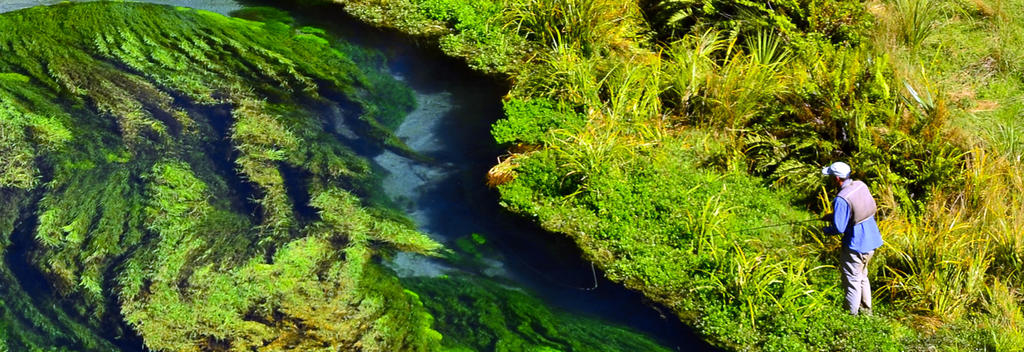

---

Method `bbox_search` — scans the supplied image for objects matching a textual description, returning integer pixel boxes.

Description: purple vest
[838,180,877,224]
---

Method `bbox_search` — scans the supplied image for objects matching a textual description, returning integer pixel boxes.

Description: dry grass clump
[487,155,520,186]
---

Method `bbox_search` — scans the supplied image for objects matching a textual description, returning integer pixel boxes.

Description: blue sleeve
[828,197,851,235]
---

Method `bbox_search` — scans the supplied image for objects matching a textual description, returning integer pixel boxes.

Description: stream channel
[1,1,715,350]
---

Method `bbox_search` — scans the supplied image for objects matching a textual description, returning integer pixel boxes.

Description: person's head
[822,162,851,187]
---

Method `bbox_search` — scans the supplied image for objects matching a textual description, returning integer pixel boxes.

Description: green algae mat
[0,3,672,351]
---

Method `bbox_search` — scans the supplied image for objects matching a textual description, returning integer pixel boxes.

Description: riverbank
[310,0,1024,349]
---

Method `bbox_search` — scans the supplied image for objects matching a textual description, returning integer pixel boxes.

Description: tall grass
[504,0,639,54]
[603,53,666,123]
[994,119,1022,161]
[877,148,1024,326]
[662,30,788,128]
[548,118,635,190]
[893,0,940,48]
[663,29,726,115]
[702,51,787,128]
[981,279,1024,350]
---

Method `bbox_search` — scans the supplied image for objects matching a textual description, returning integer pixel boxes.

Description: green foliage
[310,188,441,253]
[0,189,116,351]
[505,0,642,55]
[123,229,440,351]
[0,268,118,351]
[422,0,531,72]
[2,0,1020,349]
[334,41,419,134]
[498,135,880,348]
[492,98,585,144]
[893,0,940,48]
[646,0,871,45]
[0,88,72,188]
[229,6,296,24]
[326,0,532,72]
[417,0,497,31]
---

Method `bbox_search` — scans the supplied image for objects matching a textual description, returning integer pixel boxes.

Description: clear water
[1,1,713,350]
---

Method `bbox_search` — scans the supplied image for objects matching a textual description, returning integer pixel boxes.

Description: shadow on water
[240,1,717,350]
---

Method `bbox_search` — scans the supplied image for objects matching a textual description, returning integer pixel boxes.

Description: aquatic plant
[404,276,674,352]
[0,3,443,350]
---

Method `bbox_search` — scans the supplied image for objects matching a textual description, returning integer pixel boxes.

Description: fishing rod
[738,218,823,233]
[480,216,826,291]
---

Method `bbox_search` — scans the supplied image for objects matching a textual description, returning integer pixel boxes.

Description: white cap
[822,162,851,179]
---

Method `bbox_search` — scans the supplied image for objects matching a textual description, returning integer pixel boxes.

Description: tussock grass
[893,0,941,48]
[505,0,640,54]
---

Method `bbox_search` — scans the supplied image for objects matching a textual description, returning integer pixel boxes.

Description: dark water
[0,1,715,350]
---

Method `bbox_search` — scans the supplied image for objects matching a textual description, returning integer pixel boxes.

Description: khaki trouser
[841,249,874,315]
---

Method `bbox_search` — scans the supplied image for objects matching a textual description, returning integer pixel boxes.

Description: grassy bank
[319,0,1024,349]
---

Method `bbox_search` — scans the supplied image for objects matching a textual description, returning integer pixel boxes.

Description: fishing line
[484,233,599,291]
[480,218,822,290]
[737,218,822,233]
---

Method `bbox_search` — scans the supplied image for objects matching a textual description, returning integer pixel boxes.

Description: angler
[822,161,884,316]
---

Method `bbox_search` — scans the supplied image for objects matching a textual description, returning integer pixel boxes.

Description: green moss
[229,6,297,24]
[492,98,585,145]
[471,232,487,245]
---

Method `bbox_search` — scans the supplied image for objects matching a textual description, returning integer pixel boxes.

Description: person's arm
[826,197,851,234]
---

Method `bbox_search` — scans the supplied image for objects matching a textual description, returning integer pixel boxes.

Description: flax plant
[686,195,732,259]
[504,0,639,54]
[603,53,665,124]
[703,53,785,128]
[530,41,602,107]
[776,257,831,317]
[720,244,784,327]
[981,279,1024,350]
[664,29,727,113]
[548,117,630,192]
[694,30,789,129]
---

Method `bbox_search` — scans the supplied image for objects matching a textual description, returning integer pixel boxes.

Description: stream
[1,1,713,350]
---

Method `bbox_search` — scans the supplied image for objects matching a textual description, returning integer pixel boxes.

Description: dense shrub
[491,98,585,145]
